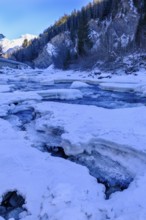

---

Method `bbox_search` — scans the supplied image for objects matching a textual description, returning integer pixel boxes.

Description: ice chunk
[99,83,138,92]
[38,89,83,100]
[70,81,91,89]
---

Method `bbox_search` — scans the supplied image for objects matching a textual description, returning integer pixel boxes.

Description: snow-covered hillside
[0,34,37,54]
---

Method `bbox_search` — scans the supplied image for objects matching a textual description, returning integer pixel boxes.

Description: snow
[0,34,37,54]
[46,43,57,57]
[34,102,146,156]
[99,82,138,92]
[0,118,105,220]
[38,89,83,100]
[40,79,54,86]
[137,84,146,97]
[108,174,146,220]
[0,91,41,105]
[121,34,130,48]
[70,81,91,89]
[0,84,12,92]
[0,65,146,219]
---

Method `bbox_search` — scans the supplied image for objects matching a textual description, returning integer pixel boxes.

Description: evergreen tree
[22,39,29,48]
[77,9,92,55]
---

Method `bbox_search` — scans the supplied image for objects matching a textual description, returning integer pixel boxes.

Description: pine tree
[22,39,29,48]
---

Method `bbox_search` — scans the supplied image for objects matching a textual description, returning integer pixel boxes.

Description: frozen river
[0,68,146,220]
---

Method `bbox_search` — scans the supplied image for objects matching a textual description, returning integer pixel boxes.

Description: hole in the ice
[14,109,36,124]
[13,102,19,106]
[46,146,68,159]
[0,191,27,220]
[97,179,131,200]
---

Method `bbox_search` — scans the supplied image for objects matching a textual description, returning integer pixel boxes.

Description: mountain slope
[0,34,37,56]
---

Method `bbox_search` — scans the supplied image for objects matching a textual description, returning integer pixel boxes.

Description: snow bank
[0,118,105,220]
[35,102,146,156]
[0,91,41,105]
[108,174,146,220]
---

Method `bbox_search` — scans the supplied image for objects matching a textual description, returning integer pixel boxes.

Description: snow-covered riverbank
[0,66,146,220]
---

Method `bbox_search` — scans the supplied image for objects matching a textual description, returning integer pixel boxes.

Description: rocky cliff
[34,32,75,69]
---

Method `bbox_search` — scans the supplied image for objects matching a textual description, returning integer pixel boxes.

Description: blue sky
[0,0,91,39]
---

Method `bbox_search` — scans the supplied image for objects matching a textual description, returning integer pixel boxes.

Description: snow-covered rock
[46,43,57,57]
[70,81,91,89]
[38,89,83,100]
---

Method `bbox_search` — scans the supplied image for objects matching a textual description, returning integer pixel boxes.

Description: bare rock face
[89,0,140,60]
[34,32,75,69]
[50,32,72,47]
[33,45,53,69]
